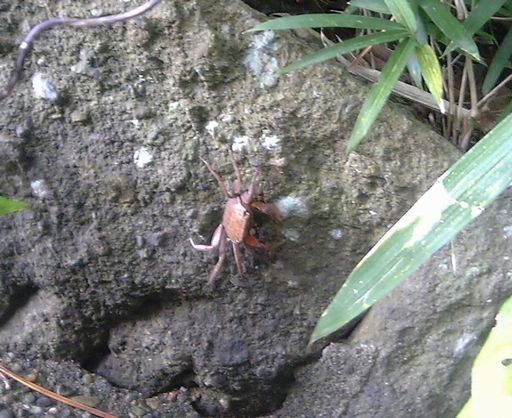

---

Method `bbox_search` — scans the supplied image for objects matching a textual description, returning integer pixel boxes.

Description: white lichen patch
[276,196,308,219]
[205,120,219,137]
[329,228,344,240]
[231,135,250,153]
[32,73,58,102]
[243,31,279,87]
[260,133,281,151]
[503,225,512,239]
[283,228,300,242]
[134,147,153,168]
[30,179,50,198]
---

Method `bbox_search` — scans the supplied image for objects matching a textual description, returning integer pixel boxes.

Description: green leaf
[457,295,512,418]
[416,43,443,106]
[384,0,417,33]
[249,13,404,32]
[464,0,508,35]
[348,38,416,151]
[482,27,512,94]
[281,29,408,73]
[349,0,391,14]
[310,112,512,344]
[407,53,423,88]
[0,196,28,216]
[420,0,480,60]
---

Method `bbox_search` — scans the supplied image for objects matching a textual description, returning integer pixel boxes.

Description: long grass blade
[420,0,480,60]
[282,30,407,73]
[384,0,417,33]
[249,13,403,32]
[348,38,416,151]
[311,112,512,343]
[482,27,512,94]
[349,0,391,14]
[416,43,443,106]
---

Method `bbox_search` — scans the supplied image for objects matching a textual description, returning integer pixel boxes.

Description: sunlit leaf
[420,0,480,60]
[348,38,416,151]
[249,13,403,32]
[482,27,512,94]
[310,113,512,343]
[282,30,407,73]
[0,196,28,216]
[384,0,417,33]
[416,43,443,106]
[457,295,512,418]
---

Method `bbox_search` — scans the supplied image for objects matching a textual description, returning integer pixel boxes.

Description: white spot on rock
[30,179,50,198]
[243,31,279,87]
[232,135,250,153]
[134,147,153,168]
[276,196,308,219]
[260,133,281,151]
[32,73,58,102]
[283,228,300,242]
[205,120,219,137]
[329,228,344,240]
[503,225,512,239]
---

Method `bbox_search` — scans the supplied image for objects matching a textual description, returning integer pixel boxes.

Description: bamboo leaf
[482,27,512,94]
[0,196,28,216]
[349,0,391,14]
[464,0,508,35]
[384,0,417,33]
[311,112,512,344]
[249,13,403,32]
[420,0,480,60]
[348,38,416,151]
[416,43,443,106]
[282,30,407,73]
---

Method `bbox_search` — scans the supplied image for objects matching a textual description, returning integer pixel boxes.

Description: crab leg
[228,151,243,194]
[201,158,230,199]
[208,227,227,285]
[232,242,245,279]
[189,224,223,251]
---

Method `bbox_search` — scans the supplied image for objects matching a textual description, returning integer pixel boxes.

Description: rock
[0,0,509,417]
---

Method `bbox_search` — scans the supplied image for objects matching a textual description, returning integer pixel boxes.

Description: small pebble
[21,392,36,403]
[36,396,54,407]
[82,374,94,385]
[144,397,160,410]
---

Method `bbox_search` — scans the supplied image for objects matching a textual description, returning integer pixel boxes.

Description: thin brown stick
[477,73,512,109]
[0,0,162,101]
[0,363,118,418]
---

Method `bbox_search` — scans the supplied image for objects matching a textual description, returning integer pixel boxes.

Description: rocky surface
[0,0,510,417]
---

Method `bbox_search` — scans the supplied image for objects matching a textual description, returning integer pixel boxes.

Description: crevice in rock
[0,284,38,326]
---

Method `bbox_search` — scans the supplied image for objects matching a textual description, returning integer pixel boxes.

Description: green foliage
[310,113,512,343]
[482,27,512,94]
[250,1,512,343]
[348,38,416,150]
[0,196,28,216]
[457,295,512,418]
[250,0,478,147]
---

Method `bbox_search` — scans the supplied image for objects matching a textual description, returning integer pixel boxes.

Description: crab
[190,152,280,285]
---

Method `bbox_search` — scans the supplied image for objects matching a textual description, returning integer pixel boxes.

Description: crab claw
[250,202,281,222]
